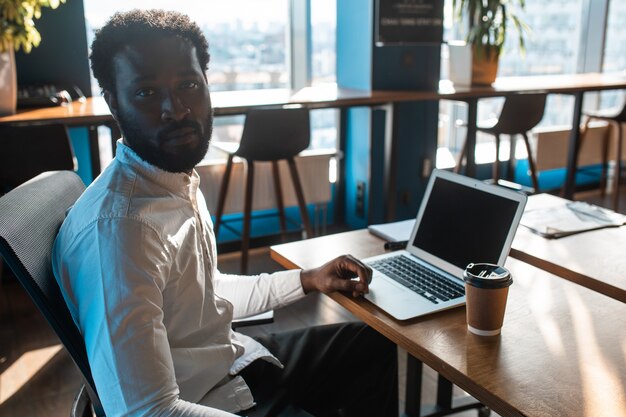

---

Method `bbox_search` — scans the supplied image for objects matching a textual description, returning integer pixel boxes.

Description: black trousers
[238,322,398,417]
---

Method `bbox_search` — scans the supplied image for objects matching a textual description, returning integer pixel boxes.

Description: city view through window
[602,0,626,108]
[438,0,585,168]
[84,0,290,93]
[85,1,620,173]
[84,0,338,167]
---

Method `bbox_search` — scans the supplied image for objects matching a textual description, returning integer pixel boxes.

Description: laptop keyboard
[369,255,465,304]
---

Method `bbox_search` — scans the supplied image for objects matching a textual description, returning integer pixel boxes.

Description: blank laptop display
[362,169,527,320]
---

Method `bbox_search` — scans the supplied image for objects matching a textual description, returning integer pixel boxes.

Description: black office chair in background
[0,171,104,417]
[213,107,314,273]
[580,99,626,211]
[455,93,547,192]
[0,124,77,194]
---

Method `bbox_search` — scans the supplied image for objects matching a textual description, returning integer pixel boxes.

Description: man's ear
[103,90,119,121]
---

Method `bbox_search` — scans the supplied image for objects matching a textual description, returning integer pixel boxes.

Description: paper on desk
[368,219,416,242]
[520,201,626,238]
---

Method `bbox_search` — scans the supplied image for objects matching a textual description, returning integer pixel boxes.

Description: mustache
[158,120,203,140]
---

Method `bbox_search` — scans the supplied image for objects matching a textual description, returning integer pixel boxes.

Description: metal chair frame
[455,93,547,193]
[579,101,626,211]
[214,107,314,273]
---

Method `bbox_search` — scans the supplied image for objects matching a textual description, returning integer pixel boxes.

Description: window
[601,1,626,109]
[437,0,585,169]
[84,0,290,95]
[310,0,338,151]
[311,0,336,86]
[84,1,338,168]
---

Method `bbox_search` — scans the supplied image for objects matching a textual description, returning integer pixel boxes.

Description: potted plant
[448,0,529,86]
[0,0,65,115]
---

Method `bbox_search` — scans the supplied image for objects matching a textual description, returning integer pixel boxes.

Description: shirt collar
[115,139,200,200]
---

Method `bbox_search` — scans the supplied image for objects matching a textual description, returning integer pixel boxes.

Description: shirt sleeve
[213,269,306,319]
[53,217,237,417]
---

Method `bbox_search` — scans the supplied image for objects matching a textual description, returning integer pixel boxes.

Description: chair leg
[507,134,516,181]
[612,122,623,212]
[286,158,313,239]
[214,154,234,239]
[454,136,468,174]
[522,132,540,193]
[600,119,610,197]
[242,159,255,274]
[566,115,594,198]
[493,134,501,182]
[271,161,287,238]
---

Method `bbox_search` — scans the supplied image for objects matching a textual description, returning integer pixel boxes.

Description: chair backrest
[235,106,310,161]
[611,98,626,122]
[0,124,76,194]
[0,171,104,416]
[492,93,548,135]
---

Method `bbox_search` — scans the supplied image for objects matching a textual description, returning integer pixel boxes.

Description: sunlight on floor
[0,344,62,404]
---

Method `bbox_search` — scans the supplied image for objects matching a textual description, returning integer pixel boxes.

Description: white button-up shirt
[52,141,305,416]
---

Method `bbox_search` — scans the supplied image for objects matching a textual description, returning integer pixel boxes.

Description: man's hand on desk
[300,255,372,298]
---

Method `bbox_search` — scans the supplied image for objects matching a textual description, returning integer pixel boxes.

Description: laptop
[362,169,527,320]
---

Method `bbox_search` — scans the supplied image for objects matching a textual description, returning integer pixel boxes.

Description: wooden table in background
[3,73,626,197]
[0,98,117,175]
[271,229,626,417]
[511,193,626,303]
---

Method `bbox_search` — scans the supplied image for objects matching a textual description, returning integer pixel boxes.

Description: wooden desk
[0,98,117,175]
[271,230,626,417]
[511,193,626,303]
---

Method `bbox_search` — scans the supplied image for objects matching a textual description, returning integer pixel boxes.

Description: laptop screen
[411,176,521,270]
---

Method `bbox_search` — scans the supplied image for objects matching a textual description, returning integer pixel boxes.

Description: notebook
[361,169,527,320]
[368,219,415,242]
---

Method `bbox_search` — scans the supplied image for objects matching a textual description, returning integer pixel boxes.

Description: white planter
[0,47,17,116]
[448,41,473,86]
[448,41,499,86]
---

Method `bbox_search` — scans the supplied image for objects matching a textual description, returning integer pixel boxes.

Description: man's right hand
[300,255,373,298]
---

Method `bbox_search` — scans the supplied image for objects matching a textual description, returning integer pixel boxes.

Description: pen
[384,240,408,251]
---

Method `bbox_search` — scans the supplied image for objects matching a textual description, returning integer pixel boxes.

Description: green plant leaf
[452,0,529,59]
[0,0,65,53]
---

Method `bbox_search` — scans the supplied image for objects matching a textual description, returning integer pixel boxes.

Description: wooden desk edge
[509,247,626,303]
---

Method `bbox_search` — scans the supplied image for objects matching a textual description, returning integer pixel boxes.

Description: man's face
[107,36,213,173]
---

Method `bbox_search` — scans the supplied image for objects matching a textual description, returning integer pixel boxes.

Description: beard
[118,110,213,173]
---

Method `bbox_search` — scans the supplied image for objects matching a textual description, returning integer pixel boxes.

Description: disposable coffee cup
[463,263,513,336]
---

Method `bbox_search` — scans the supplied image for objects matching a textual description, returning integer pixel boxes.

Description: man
[52,9,398,417]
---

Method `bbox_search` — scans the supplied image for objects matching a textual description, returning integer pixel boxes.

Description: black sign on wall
[375,0,444,45]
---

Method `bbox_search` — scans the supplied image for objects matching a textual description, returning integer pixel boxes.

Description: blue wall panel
[337,0,443,226]
[68,127,93,184]
[337,0,373,90]
[391,101,440,220]
[344,107,372,229]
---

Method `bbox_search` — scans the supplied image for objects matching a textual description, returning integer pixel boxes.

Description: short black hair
[90,9,210,94]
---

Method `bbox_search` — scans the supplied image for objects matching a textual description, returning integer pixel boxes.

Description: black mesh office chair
[0,124,76,282]
[580,100,626,211]
[0,124,76,194]
[0,171,104,417]
[456,93,547,192]
[213,107,313,273]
